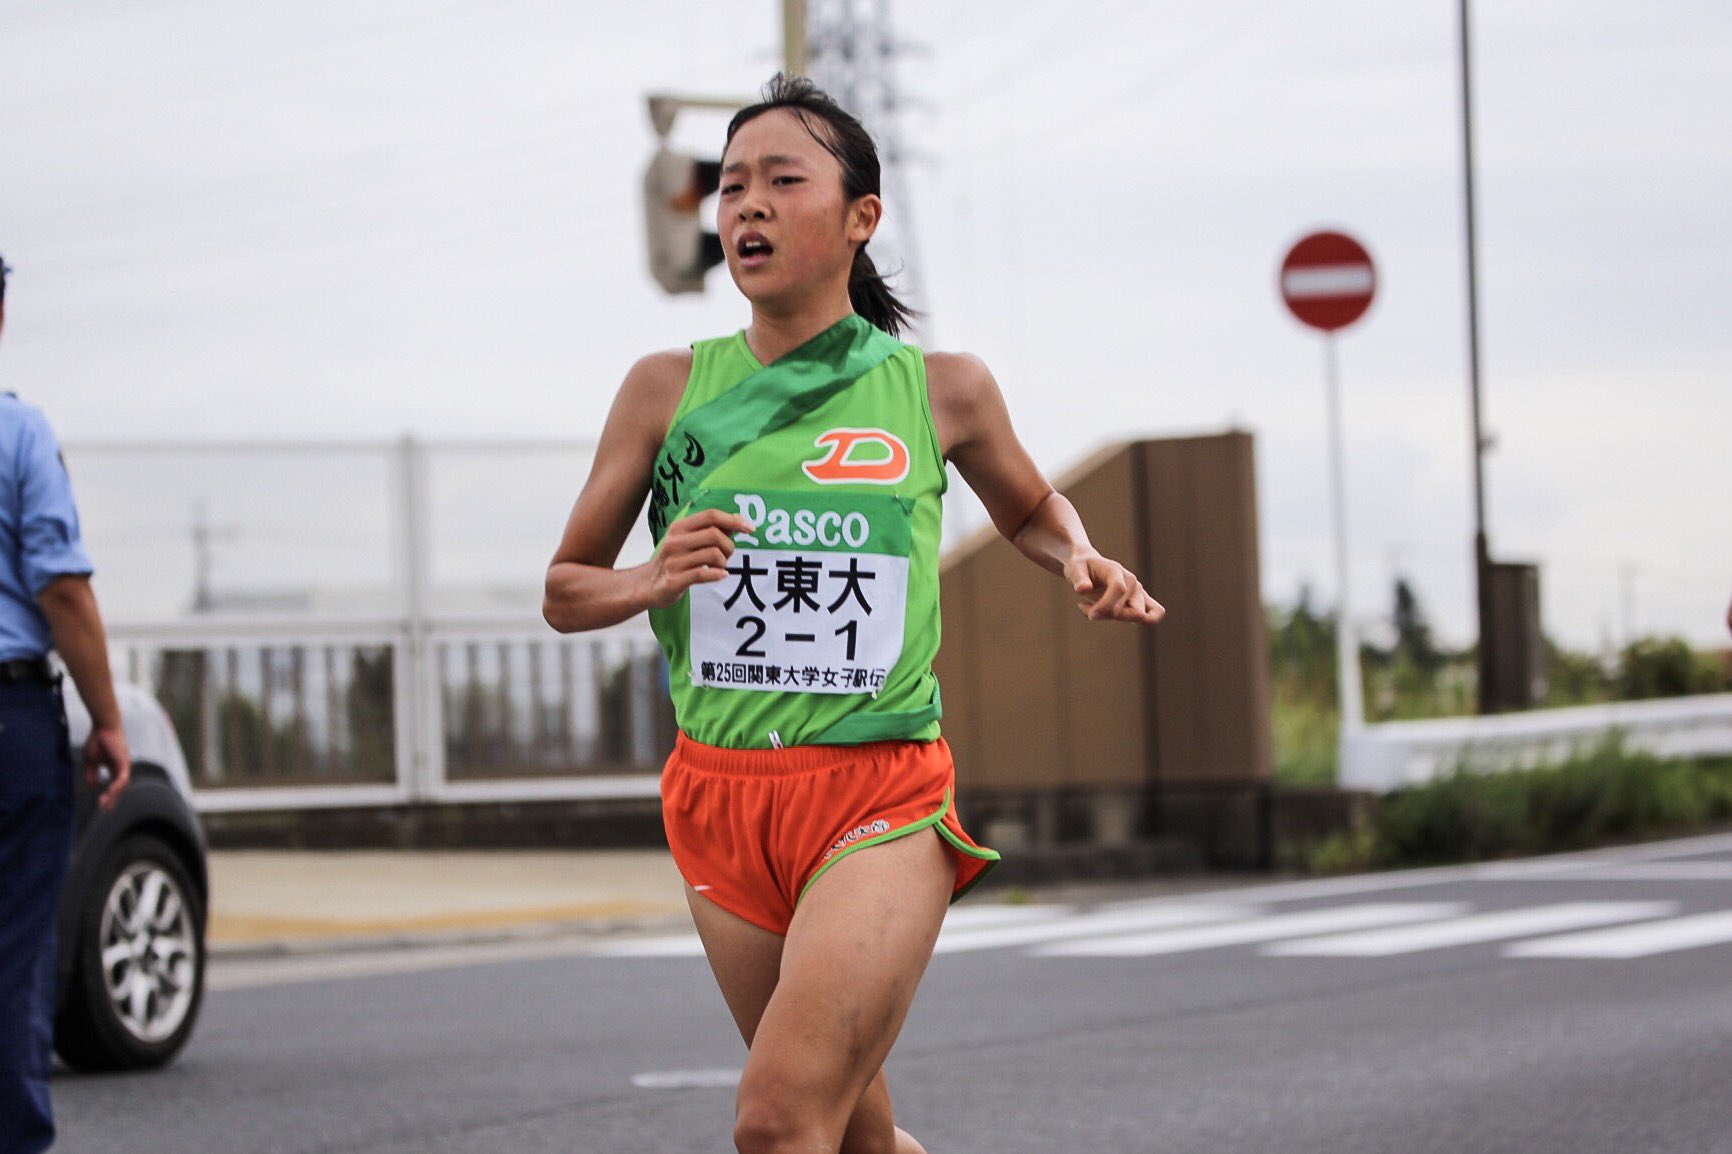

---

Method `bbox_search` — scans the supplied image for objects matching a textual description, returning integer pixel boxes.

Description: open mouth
[738,235,774,264]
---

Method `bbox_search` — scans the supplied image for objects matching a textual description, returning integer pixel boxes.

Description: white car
[56,680,208,1071]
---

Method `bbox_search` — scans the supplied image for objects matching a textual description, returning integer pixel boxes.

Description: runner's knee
[734,1097,836,1154]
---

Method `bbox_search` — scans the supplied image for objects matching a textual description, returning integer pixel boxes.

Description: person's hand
[641,509,755,609]
[1064,550,1166,625]
[85,724,131,810]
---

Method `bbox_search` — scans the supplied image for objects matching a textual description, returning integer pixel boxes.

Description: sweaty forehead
[723,108,837,169]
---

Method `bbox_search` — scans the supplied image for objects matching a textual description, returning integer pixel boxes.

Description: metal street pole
[1325,333,1365,735]
[1459,0,1495,712]
[783,0,808,77]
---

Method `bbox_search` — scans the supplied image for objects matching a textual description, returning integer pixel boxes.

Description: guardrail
[1339,693,1732,793]
[110,617,672,814]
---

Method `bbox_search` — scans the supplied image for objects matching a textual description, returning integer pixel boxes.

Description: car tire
[56,833,207,1072]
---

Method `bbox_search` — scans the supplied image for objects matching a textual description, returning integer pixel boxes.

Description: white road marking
[1032,903,1467,958]
[208,835,1732,983]
[588,933,708,958]
[630,1068,742,1090]
[940,904,1075,930]
[932,903,1253,955]
[1477,863,1732,883]
[1506,910,1732,959]
[1264,901,1679,957]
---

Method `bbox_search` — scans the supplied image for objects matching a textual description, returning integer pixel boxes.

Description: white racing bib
[687,489,911,695]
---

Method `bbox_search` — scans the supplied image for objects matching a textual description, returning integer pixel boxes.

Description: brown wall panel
[1180,434,1267,782]
[939,433,1271,799]
[1140,434,1271,786]
[1054,447,1147,787]
[1140,439,1205,783]
[943,533,1065,789]
[974,532,1066,789]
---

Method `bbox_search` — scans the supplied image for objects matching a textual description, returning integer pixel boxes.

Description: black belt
[0,657,54,685]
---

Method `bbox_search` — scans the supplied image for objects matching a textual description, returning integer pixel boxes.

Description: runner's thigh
[738,828,954,1133]
[685,884,785,1045]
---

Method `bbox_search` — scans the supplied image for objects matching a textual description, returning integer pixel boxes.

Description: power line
[961,0,1301,150]
[947,0,1149,112]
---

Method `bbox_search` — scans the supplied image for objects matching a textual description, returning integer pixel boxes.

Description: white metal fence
[1340,693,1732,793]
[72,438,674,814]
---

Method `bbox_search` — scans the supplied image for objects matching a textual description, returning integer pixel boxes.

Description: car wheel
[56,833,206,1072]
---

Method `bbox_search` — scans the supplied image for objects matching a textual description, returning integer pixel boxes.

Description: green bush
[1616,637,1728,700]
[1303,740,1732,873]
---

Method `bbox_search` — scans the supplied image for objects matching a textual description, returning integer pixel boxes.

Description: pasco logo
[730,492,872,549]
[801,428,910,485]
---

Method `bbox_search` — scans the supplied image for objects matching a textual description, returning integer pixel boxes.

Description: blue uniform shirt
[0,393,95,661]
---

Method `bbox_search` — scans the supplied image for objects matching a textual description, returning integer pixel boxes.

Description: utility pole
[1459,0,1495,713]
[802,0,930,328]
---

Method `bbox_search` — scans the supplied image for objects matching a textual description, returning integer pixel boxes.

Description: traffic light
[643,147,725,295]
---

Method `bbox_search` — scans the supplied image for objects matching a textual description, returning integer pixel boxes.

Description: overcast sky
[2,0,1728,648]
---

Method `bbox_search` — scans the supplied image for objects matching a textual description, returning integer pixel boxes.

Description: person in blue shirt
[0,253,130,1154]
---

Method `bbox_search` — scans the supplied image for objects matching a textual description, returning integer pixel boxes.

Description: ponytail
[849,247,916,338]
[727,73,921,338]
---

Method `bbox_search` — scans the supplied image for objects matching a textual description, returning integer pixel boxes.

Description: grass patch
[1302,740,1732,873]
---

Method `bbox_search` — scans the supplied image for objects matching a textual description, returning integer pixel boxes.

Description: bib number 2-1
[686,490,911,695]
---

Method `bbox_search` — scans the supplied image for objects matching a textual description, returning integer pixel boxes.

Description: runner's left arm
[928,352,1164,625]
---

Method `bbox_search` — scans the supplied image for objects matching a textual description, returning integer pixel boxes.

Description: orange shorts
[660,733,999,935]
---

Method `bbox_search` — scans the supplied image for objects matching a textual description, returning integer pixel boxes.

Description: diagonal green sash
[646,314,902,543]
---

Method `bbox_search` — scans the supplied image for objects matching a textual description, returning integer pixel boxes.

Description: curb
[209,909,694,962]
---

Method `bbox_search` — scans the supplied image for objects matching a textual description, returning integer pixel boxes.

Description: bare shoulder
[610,347,695,446]
[923,350,1004,454]
[923,350,995,400]
[621,347,694,410]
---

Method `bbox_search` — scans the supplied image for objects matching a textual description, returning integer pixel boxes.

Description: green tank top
[646,314,946,750]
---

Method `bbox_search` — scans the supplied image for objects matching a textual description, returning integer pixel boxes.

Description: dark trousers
[0,679,75,1154]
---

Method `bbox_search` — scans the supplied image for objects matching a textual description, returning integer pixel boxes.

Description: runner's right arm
[544,352,751,633]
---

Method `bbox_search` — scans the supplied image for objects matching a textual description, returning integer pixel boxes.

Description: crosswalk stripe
[1262,901,1678,957]
[940,904,1074,930]
[932,903,1253,955]
[1492,863,1732,883]
[1505,910,1732,958]
[589,933,707,958]
[1030,902,1467,958]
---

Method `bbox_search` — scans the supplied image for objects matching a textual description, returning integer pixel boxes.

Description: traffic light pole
[1459,0,1495,713]
[783,0,808,76]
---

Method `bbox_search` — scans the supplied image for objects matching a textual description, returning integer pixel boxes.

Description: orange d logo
[801,428,912,485]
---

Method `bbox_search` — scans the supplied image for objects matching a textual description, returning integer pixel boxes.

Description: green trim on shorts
[797,789,1001,906]
[936,819,1000,903]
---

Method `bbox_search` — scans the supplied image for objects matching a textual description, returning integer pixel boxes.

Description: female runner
[545,74,1164,1154]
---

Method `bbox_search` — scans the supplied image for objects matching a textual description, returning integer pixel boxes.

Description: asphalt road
[56,832,1732,1154]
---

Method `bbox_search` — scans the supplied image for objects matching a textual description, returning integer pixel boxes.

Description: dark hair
[0,254,10,305]
[724,74,917,338]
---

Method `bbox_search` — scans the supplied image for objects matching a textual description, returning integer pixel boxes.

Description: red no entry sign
[1280,231,1376,332]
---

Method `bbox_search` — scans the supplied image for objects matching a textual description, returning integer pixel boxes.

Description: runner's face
[718,109,876,309]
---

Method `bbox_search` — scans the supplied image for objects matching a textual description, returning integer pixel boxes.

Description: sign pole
[1279,228,1377,759]
[1323,333,1364,734]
